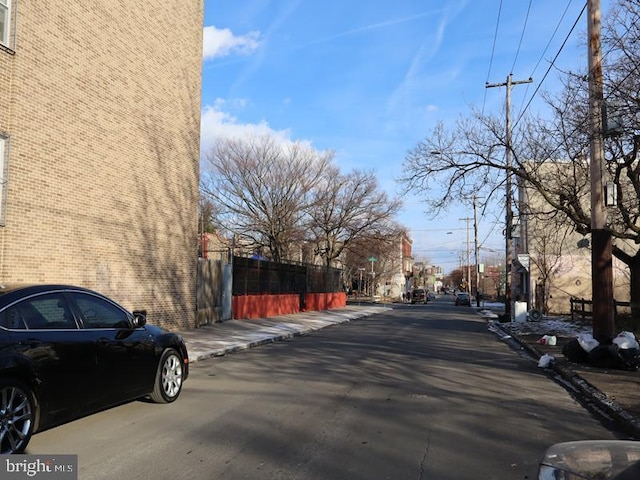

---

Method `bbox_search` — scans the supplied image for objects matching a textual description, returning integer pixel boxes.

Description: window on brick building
[0,0,9,46]
[0,0,16,50]
[0,135,8,226]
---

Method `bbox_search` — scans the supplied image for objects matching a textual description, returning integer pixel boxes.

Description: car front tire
[150,349,184,404]
[0,381,35,454]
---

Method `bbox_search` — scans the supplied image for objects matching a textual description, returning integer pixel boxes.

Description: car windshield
[539,441,640,479]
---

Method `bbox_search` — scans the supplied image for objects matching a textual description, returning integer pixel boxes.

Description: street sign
[368,257,377,262]
[517,254,530,272]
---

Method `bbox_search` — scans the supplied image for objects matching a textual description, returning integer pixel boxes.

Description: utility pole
[460,217,473,296]
[588,0,615,342]
[486,74,533,320]
[473,196,481,307]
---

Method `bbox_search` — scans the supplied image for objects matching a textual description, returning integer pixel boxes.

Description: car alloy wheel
[0,382,35,454]
[150,349,184,404]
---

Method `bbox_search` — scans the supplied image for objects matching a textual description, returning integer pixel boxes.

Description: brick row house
[0,1,204,330]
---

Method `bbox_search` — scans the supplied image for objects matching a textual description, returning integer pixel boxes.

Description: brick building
[516,163,631,315]
[0,1,203,329]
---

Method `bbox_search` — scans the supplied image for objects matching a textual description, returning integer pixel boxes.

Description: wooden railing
[570,297,631,321]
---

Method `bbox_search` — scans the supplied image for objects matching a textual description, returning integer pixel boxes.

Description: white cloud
[200,103,296,156]
[202,26,262,60]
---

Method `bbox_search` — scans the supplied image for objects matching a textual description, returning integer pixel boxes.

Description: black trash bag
[588,344,630,370]
[619,347,640,371]
[562,338,590,364]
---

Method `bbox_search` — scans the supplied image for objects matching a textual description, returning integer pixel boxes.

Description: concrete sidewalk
[179,304,392,363]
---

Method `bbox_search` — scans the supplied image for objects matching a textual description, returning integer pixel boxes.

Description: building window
[0,135,9,226]
[0,0,16,51]
[0,0,9,46]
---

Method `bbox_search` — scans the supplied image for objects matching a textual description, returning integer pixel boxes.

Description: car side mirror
[132,310,147,327]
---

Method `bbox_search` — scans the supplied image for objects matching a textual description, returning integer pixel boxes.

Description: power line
[529,1,577,78]
[515,0,577,118]
[514,2,635,162]
[511,0,533,73]
[482,0,503,115]
[513,1,587,130]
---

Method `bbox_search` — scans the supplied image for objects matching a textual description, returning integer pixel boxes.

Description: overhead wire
[474,1,603,268]
[484,1,584,131]
[475,1,640,271]
[482,0,503,115]
[534,4,636,163]
[514,0,577,119]
[510,0,533,74]
[512,1,587,130]
[528,0,577,79]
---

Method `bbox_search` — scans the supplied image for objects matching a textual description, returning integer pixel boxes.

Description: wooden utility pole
[460,217,473,296]
[486,74,533,320]
[588,0,615,342]
[473,196,481,307]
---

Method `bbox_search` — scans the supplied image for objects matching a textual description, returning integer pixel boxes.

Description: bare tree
[198,196,219,234]
[201,135,333,262]
[445,268,465,292]
[527,211,573,314]
[398,0,640,317]
[308,165,403,268]
[343,228,405,295]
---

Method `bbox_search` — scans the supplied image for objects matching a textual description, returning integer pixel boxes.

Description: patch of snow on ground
[501,317,593,337]
[476,302,592,338]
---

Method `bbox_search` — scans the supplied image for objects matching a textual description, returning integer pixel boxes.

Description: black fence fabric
[232,256,343,295]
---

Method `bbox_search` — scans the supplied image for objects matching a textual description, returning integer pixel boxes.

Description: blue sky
[200,0,604,271]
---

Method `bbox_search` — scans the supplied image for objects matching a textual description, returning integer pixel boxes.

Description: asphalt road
[27,295,623,479]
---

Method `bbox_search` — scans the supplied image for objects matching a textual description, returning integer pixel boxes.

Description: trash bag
[613,331,640,350]
[538,354,555,368]
[577,333,599,353]
[618,347,640,371]
[562,338,590,364]
[588,344,629,370]
[539,335,557,346]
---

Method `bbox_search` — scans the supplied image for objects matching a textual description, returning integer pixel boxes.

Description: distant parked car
[0,284,189,453]
[455,292,471,306]
[427,291,436,301]
[411,288,427,304]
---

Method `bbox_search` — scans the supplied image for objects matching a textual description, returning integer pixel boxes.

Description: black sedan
[0,284,189,454]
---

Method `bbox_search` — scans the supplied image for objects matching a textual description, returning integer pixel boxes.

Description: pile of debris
[563,331,640,371]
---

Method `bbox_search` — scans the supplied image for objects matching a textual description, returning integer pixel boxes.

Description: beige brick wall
[0,1,204,330]
[521,164,632,315]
